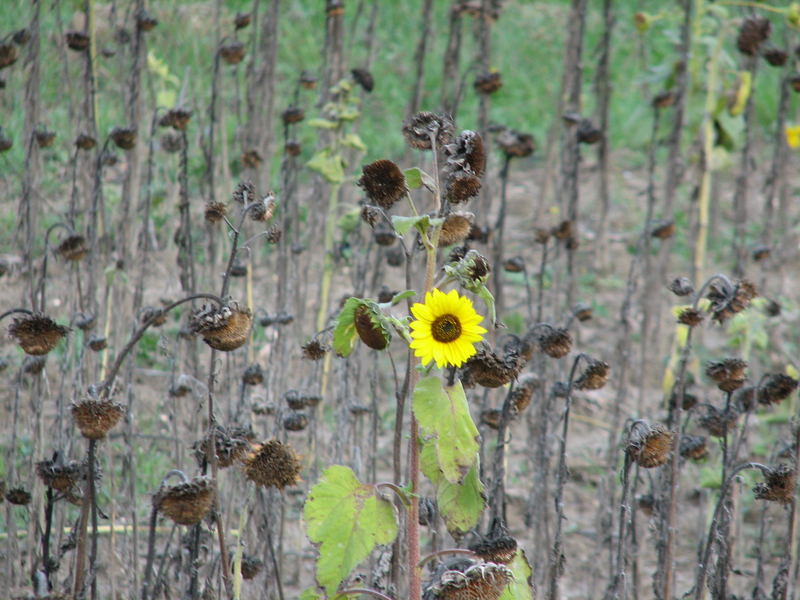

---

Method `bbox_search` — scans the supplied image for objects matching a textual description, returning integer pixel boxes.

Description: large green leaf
[413,377,480,484]
[308,149,345,184]
[332,297,361,357]
[304,466,398,596]
[420,441,485,536]
[499,550,534,600]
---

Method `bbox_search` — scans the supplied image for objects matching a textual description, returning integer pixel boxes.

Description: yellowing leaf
[499,550,534,600]
[413,377,479,484]
[304,466,398,596]
[308,149,345,184]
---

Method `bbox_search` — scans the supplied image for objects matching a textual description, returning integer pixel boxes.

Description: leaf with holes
[304,465,398,596]
[413,377,479,484]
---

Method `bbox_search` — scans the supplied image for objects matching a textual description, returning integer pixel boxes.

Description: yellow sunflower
[409,288,487,368]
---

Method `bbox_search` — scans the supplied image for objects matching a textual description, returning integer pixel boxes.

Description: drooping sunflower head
[409,288,487,369]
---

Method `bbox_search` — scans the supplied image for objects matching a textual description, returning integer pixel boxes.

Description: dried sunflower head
[706,278,756,323]
[445,130,486,178]
[705,358,748,393]
[110,126,137,150]
[758,373,798,406]
[753,464,795,504]
[424,559,512,600]
[440,211,475,246]
[402,112,454,150]
[71,399,125,440]
[626,423,674,468]
[460,346,523,389]
[194,425,254,468]
[737,16,771,56]
[189,303,252,352]
[9,313,70,356]
[574,359,610,391]
[154,476,214,525]
[242,440,302,489]
[358,159,406,210]
[301,339,328,360]
[495,128,535,158]
[679,435,708,461]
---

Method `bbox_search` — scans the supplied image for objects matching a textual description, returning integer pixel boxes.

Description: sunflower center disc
[431,314,462,343]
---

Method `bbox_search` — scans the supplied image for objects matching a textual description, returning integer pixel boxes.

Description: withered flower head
[232,180,256,204]
[576,119,603,145]
[6,487,31,505]
[195,425,254,468]
[537,326,572,359]
[250,193,276,222]
[677,308,704,327]
[495,128,535,158]
[680,435,708,461]
[301,339,328,360]
[705,358,748,392]
[75,133,97,150]
[282,106,305,125]
[637,493,655,516]
[189,303,252,352]
[136,10,159,31]
[503,256,525,273]
[361,204,381,228]
[765,299,781,317]
[284,390,307,410]
[763,47,788,67]
[204,201,227,224]
[283,412,309,431]
[402,112,454,150]
[0,43,18,69]
[242,363,264,386]
[110,127,137,150]
[469,535,518,565]
[534,227,551,244]
[140,306,167,327]
[37,457,85,492]
[552,220,574,241]
[758,373,798,406]
[650,219,675,240]
[510,374,540,415]
[480,408,501,429]
[373,222,396,246]
[299,70,317,89]
[234,12,252,30]
[669,277,694,297]
[9,313,70,356]
[242,440,302,489]
[354,303,390,350]
[285,140,302,156]
[753,464,795,504]
[699,405,739,438]
[358,159,406,210]
[12,29,31,46]
[241,554,264,580]
[66,31,90,51]
[474,71,503,95]
[377,286,396,304]
[56,234,89,262]
[446,172,482,204]
[574,359,610,391]
[445,130,486,178]
[669,387,698,411]
[751,244,771,261]
[460,346,523,389]
[440,211,475,246]
[572,302,593,322]
[734,385,758,412]
[241,149,262,168]
[0,131,12,153]
[652,90,675,109]
[154,476,214,525]
[425,560,512,600]
[737,16,771,56]
[626,423,674,468]
[159,107,192,131]
[34,128,56,148]
[71,399,125,440]
[468,223,490,244]
[219,40,246,64]
[88,336,107,351]
[351,67,374,92]
[706,278,756,323]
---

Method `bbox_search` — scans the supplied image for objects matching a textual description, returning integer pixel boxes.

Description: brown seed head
[575,359,610,391]
[503,256,525,273]
[737,16,771,56]
[37,458,85,492]
[474,71,503,95]
[510,374,540,415]
[195,425,254,468]
[577,119,603,145]
[301,339,328,360]
[204,201,227,224]
[155,476,214,525]
[699,405,739,438]
[469,536,518,565]
[637,493,655,516]
[160,107,192,131]
[189,303,252,352]
[427,561,512,600]
[445,130,486,178]
[232,180,256,204]
[538,327,572,359]
[677,308,704,327]
[707,279,757,323]
[669,277,694,297]
[71,399,125,440]
[358,159,406,210]
[242,363,264,386]
[373,222,396,246]
[285,140,302,156]
[572,302,593,322]
[361,204,381,228]
[402,112,454,150]
[446,172,482,204]
[240,554,264,580]
[354,303,389,350]
[234,12,252,30]
[652,90,675,109]
[552,220,574,241]
[136,10,159,31]
[351,67,374,92]
[110,127,137,150]
[680,435,709,461]
[480,409,502,430]
[282,106,305,125]
[242,440,302,489]
[299,70,317,89]
[753,464,796,504]
[219,40,246,64]
[250,193,276,222]
[34,128,56,148]
[752,244,771,261]
[140,306,167,327]
[241,149,262,168]
[283,412,309,431]
[495,128,535,158]
[650,219,676,239]
[627,423,674,468]
[56,234,89,262]
[440,212,475,246]
[75,133,97,150]
[9,313,70,356]
[705,358,748,392]
[66,31,90,51]
[0,43,18,69]
[460,347,523,389]
[758,374,798,406]
[763,47,788,67]
[6,487,31,505]
[0,131,13,153]
[88,336,107,352]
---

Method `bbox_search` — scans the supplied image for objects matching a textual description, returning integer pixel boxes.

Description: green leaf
[388,290,416,306]
[304,466,398,596]
[476,284,497,327]
[413,377,480,484]
[499,550,534,600]
[308,149,345,184]
[333,298,361,357]
[403,167,437,193]
[299,587,323,600]
[337,208,362,235]
[308,118,338,130]
[392,215,428,237]
[341,133,367,152]
[420,441,485,535]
